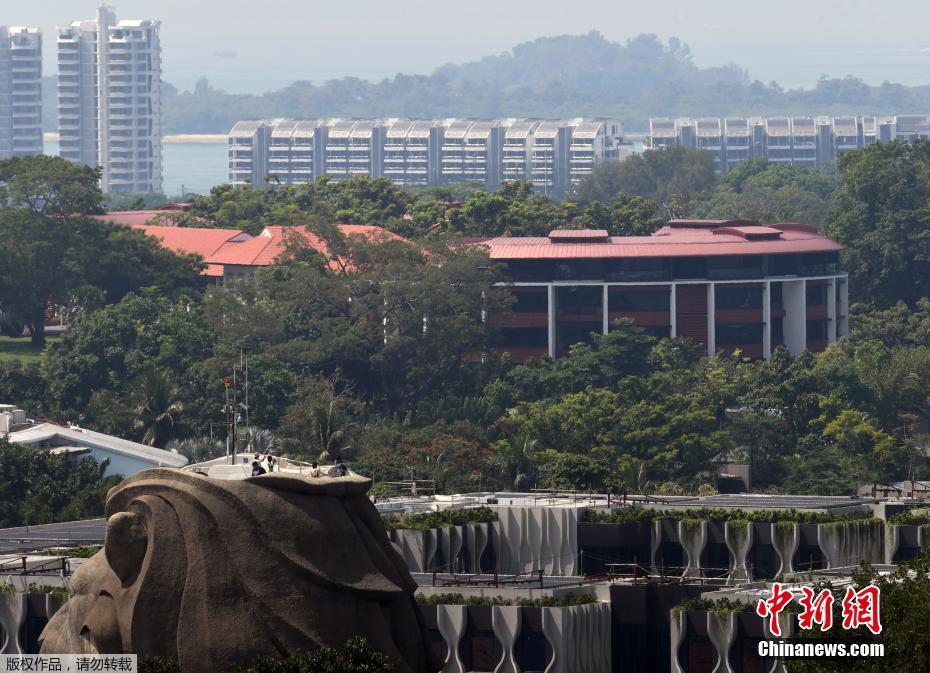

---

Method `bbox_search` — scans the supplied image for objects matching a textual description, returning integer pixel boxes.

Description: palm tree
[132,369,184,448]
[165,437,225,463]
[246,427,282,455]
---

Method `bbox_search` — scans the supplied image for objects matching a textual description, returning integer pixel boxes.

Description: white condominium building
[649,114,930,172]
[229,120,271,187]
[383,119,441,187]
[0,26,42,159]
[568,119,623,186]
[502,119,539,184]
[227,117,624,196]
[58,6,162,193]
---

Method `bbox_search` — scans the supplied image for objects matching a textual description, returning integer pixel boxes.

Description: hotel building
[485,220,847,363]
[57,6,162,193]
[0,26,42,159]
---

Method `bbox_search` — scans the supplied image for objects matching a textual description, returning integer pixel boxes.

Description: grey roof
[466,120,500,140]
[572,119,605,138]
[655,493,870,511]
[792,117,817,136]
[764,117,791,136]
[895,114,930,134]
[229,120,265,137]
[832,116,858,135]
[270,120,299,138]
[386,119,415,138]
[350,120,381,138]
[293,120,319,138]
[8,423,188,468]
[534,120,566,138]
[443,120,474,139]
[505,120,539,139]
[650,118,678,137]
[724,118,750,137]
[328,120,358,138]
[695,117,722,137]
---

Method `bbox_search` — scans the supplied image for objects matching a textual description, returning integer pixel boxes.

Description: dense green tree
[43,294,216,424]
[186,177,415,235]
[505,320,656,401]
[850,299,930,348]
[696,158,838,225]
[0,208,201,346]
[0,440,122,527]
[572,146,718,210]
[786,556,930,673]
[444,181,576,237]
[578,193,665,235]
[0,155,103,217]
[824,139,930,308]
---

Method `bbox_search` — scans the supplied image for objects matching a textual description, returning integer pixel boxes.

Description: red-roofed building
[132,223,405,283]
[91,204,195,228]
[484,220,848,362]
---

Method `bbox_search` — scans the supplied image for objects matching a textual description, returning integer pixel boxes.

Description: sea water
[44,140,228,198]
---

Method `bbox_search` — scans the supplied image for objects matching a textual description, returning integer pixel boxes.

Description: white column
[669,284,677,338]
[762,281,772,359]
[782,280,807,354]
[706,283,716,356]
[838,279,849,337]
[547,284,556,359]
[602,284,609,334]
[827,278,837,343]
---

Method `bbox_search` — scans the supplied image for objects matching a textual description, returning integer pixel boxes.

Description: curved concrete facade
[582,518,887,581]
[390,522,496,573]
[1,594,67,655]
[495,507,579,576]
[672,610,793,673]
[429,602,610,673]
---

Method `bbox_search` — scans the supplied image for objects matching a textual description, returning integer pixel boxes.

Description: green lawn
[0,336,61,363]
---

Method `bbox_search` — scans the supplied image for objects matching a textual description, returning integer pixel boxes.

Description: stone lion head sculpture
[40,468,437,673]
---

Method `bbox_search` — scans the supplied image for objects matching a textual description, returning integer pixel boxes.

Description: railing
[0,555,70,575]
[431,566,545,589]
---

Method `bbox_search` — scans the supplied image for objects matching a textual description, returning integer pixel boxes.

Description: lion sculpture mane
[39,468,438,673]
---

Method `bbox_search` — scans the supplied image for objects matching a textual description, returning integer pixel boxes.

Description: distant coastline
[42,133,227,144]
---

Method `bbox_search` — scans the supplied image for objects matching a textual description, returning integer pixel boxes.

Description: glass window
[715,286,762,310]
[716,323,763,344]
[608,287,670,311]
[511,288,548,313]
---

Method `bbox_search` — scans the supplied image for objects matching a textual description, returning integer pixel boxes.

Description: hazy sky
[12,0,930,93]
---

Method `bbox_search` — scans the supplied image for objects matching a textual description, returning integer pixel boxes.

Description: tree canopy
[825,139,930,308]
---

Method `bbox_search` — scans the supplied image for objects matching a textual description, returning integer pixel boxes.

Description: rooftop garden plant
[582,507,875,525]
[382,506,498,531]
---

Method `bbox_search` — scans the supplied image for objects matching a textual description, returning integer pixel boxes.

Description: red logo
[756,582,794,637]
[756,583,882,636]
[798,587,834,631]
[841,585,882,635]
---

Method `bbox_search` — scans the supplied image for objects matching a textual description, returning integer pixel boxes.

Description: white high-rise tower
[58,6,162,193]
[0,26,42,160]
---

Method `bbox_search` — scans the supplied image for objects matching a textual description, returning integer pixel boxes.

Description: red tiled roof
[483,222,842,260]
[132,225,250,259]
[211,224,404,268]
[93,205,200,227]
[93,210,184,227]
